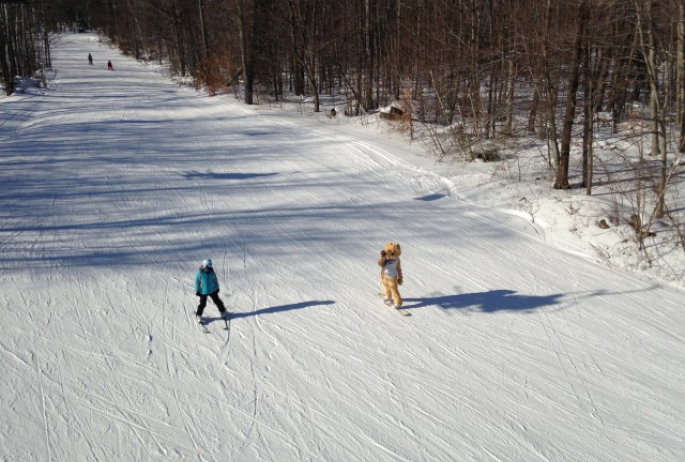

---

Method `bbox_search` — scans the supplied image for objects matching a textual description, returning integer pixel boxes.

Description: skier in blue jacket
[194,259,228,322]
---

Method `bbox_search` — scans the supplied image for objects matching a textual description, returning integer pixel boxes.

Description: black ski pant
[196,290,226,317]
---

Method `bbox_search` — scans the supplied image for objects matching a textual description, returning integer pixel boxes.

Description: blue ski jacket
[195,267,220,295]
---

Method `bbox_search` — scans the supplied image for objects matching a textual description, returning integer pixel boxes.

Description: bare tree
[556,0,589,190]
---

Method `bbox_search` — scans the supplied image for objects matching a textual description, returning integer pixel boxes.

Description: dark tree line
[3,0,685,193]
[0,0,50,94]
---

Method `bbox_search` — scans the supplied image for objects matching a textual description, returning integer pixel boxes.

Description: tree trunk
[540,0,560,181]
[0,6,13,95]
[528,85,540,133]
[198,0,208,61]
[679,3,685,152]
[555,1,587,190]
[237,0,254,104]
[582,43,594,194]
[636,0,667,216]
[287,0,305,96]
[173,4,186,76]
[363,0,375,110]
[504,57,516,135]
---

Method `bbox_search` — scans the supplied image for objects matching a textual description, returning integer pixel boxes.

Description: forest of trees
[2,0,685,200]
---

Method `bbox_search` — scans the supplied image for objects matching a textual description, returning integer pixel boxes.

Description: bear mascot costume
[378,242,403,309]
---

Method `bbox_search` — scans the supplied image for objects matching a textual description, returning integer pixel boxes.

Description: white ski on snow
[378,293,411,317]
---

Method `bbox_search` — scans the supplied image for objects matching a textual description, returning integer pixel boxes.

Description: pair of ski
[197,314,230,335]
[378,293,411,317]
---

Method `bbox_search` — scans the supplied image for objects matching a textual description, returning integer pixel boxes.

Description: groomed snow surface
[1,33,684,462]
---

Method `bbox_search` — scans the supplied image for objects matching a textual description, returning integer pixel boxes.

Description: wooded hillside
[3,1,684,204]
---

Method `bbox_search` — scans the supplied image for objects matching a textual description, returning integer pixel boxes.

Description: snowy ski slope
[1,33,684,462]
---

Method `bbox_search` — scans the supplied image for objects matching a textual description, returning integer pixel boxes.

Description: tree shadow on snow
[402,290,563,314]
[182,171,279,181]
[203,300,335,323]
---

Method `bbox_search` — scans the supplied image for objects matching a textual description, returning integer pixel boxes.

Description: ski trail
[33,352,52,462]
[1,33,685,462]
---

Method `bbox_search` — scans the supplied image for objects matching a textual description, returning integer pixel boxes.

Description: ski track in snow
[1,33,685,461]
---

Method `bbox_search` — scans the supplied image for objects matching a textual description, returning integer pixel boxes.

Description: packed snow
[1,33,684,462]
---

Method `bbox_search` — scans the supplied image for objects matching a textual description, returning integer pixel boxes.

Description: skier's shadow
[403,290,563,313]
[203,300,335,323]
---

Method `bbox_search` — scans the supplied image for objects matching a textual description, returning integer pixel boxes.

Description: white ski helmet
[202,259,212,268]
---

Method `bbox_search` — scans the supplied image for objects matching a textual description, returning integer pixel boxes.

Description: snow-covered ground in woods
[1,33,684,462]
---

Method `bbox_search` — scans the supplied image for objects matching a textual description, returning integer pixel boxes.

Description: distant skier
[194,259,228,323]
[107,60,113,71]
[88,53,93,65]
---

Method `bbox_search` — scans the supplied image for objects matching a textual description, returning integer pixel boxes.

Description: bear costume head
[382,242,401,261]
